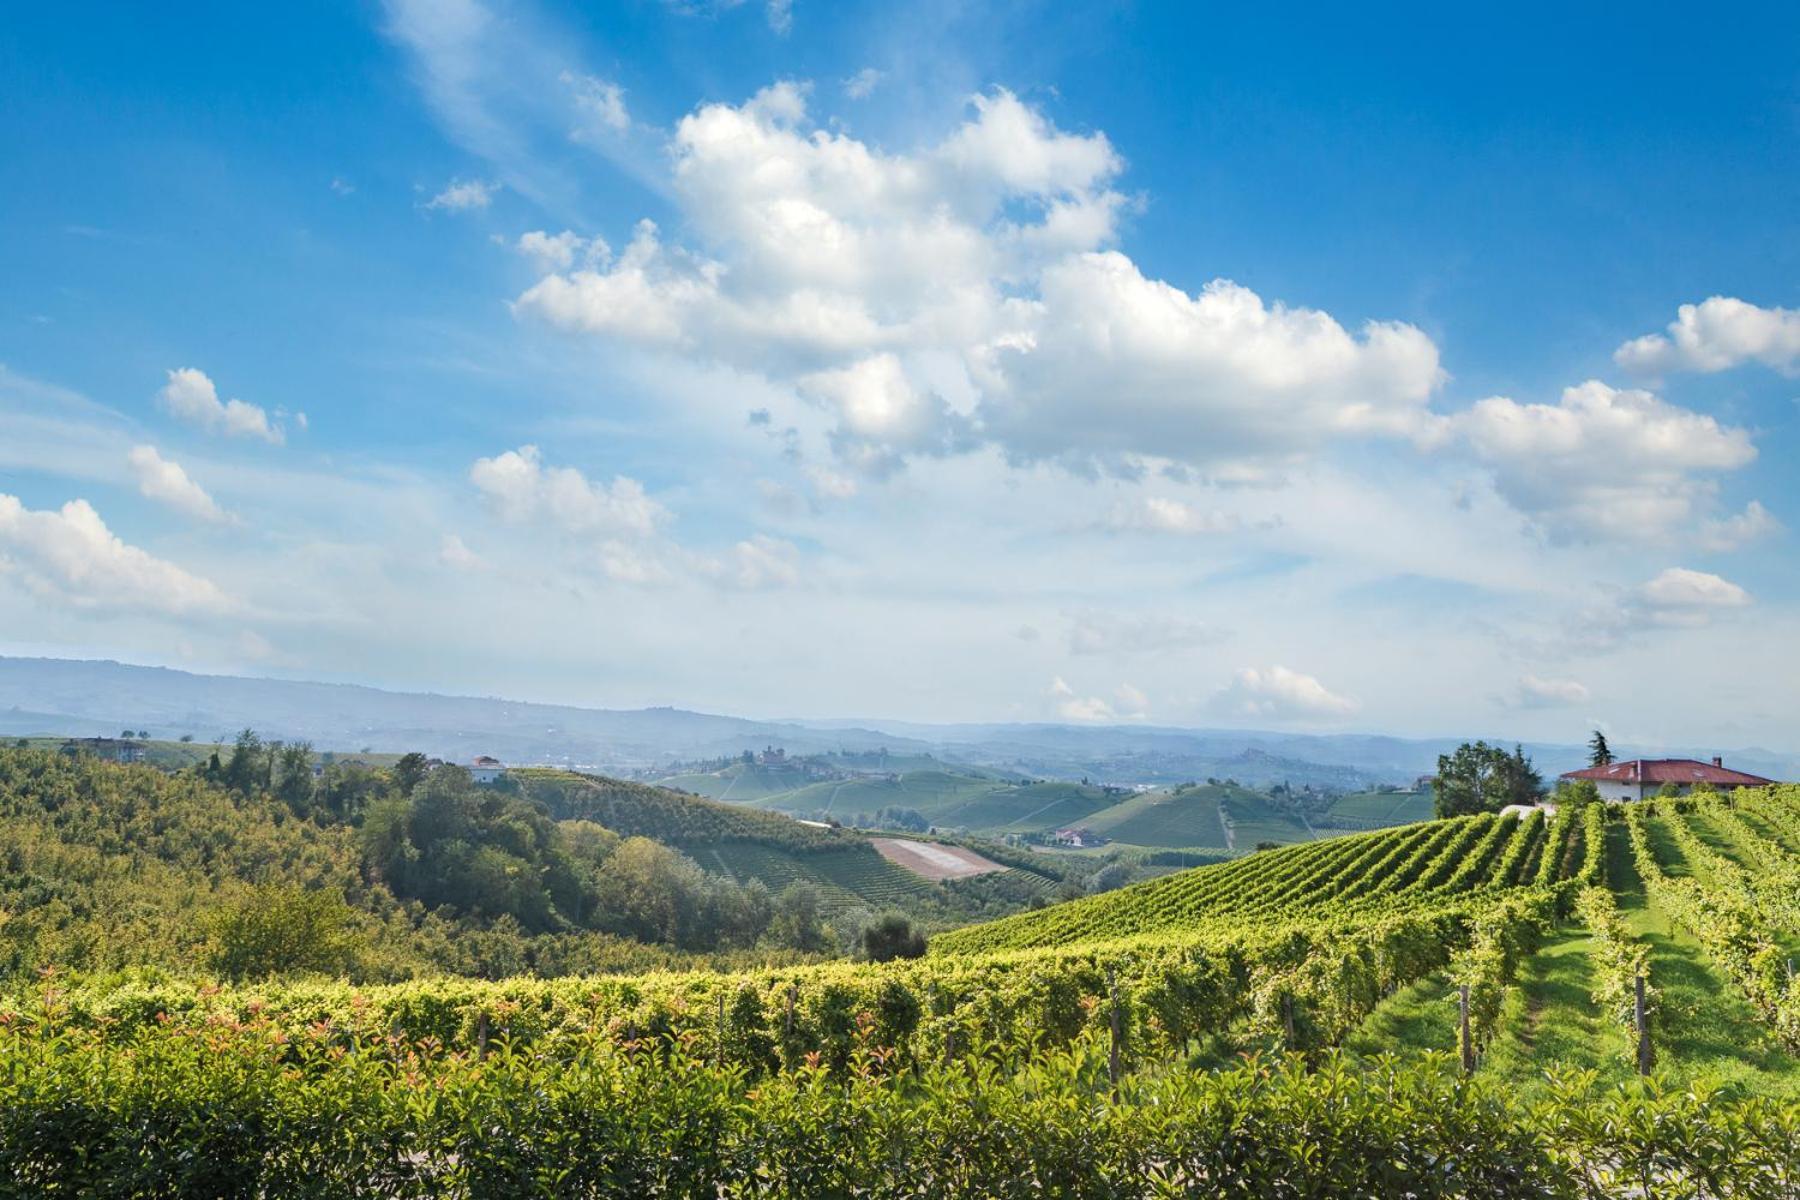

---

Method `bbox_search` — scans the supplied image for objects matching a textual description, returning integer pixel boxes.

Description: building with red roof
[1560,757,1774,803]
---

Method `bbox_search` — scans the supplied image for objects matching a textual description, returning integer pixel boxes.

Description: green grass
[1345,968,1460,1060]
[1478,927,1630,1096]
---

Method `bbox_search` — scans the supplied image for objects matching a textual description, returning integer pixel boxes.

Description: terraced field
[1319,789,1435,830]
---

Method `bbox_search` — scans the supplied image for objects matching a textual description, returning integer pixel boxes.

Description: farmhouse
[1050,827,1106,848]
[1560,757,1774,803]
[467,755,507,784]
[60,737,145,764]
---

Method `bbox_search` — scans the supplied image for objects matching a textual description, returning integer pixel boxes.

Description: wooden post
[1281,993,1295,1050]
[1458,984,1474,1074]
[476,1011,489,1061]
[1107,968,1122,1086]
[716,992,726,1068]
[1635,974,1652,1076]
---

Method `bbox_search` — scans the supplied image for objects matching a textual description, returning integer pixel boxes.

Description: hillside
[22,760,1800,1186]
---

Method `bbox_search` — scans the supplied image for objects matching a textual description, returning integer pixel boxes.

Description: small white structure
[1560,757,1774,803]
[467,755,507,784]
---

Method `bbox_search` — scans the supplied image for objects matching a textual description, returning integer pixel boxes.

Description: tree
[860,912,927,962]
[275,742,315,816]
[1588,730,1614,767]
[1434,741,1543,818]
[391,752,430,797]
[206,884,359,980]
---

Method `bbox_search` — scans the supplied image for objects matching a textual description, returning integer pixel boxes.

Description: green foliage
[1588,729,1614,767]
[205,884,360,981]
[860,913,927,962]
[7,1017,1799,1196]
[1434,741,1544,817]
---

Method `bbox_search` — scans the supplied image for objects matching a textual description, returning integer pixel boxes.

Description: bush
[860,913,927,962]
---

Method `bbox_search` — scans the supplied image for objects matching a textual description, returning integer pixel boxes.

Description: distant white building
[468,755,507,784]
[1560,757,1774,803]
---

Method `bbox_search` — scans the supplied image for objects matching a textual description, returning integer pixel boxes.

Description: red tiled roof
[1560,758,1774,787]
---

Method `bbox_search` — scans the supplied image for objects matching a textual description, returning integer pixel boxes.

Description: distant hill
[8,655,1795,789]
[0,657,928,770]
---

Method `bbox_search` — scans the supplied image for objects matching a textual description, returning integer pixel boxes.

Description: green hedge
[5,1023,1798,1198]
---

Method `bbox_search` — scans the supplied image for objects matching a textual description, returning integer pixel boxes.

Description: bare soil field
[868,837,1006,881]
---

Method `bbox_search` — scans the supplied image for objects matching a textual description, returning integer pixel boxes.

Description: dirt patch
[869,838,1006,881]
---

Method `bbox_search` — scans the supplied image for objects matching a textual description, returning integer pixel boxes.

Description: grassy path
[1344,969,1458,1061]
[1479,925,1631,1097]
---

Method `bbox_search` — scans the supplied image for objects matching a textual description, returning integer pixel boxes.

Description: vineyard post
[476,1011,488,1062]
[1281,993,1295,1050]
[1634,974,1652,1076]
[1109,968,1124,1086]
[1458,985,1474,1074]
[716,992,726,1069]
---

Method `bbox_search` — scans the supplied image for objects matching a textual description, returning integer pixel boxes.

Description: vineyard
[17,772,1800,1193]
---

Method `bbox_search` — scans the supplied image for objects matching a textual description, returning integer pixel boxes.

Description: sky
[1,1,1798,748]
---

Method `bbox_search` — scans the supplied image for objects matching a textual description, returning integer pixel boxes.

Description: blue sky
[1,0,1797,746]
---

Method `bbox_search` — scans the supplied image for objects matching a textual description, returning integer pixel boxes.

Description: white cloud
[717,533,801,589]
[515,229,607,272]
[158,368,283,444]
[426,178,499,211]
[1640,566,1750,614]
[0,494,235,617]
[843,67,882,100]
[1100,496,1248,536]
[563,71,630,137]
[126,445,229,523]
[1456,379,1756,543]
[764,0,792,35]
[1615,297,1800,376]
[470,445,667,537]
[1113,682,1150,717]
[330,177,355,196]
[439,533,488,570]
[1699,500,1781,552]
[1210,665,1359,721]
[515,84,1444,476]
[1068,610,1222,656]
[1510,674,1590,709]
[1047,676,1115,722]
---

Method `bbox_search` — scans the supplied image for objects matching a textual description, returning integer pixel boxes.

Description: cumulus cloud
[1699,500,1781,552]
[842,67,882,100]
[1509,674,1591,709]
[1615,297,1800,376]
[1099,496,1251,536]
[563,71,629,138]
[126,445,229,523]
[0,494,235,616]
[1046,676,1145,722]
[158,368,283,444]
[1210,665,1358,721]
[439,533,488,571]
[1068,610,1222,656]
[514,83,1443,476]
[709,533,802,589]
[515,229,607,272]
[1639,566,1750,617]
[1456,380,1757,543]
[426,178,499,211]
[470,445,666,537]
